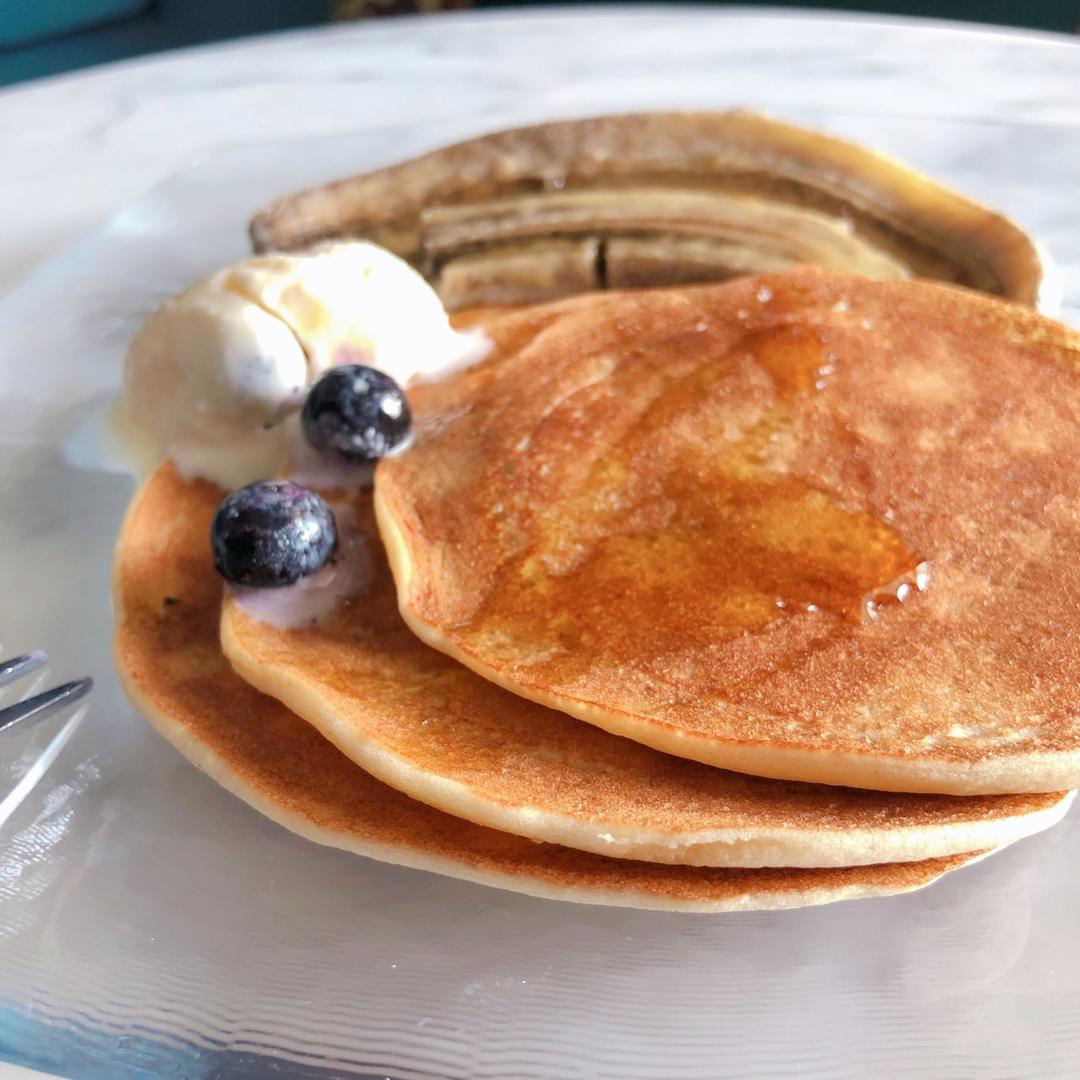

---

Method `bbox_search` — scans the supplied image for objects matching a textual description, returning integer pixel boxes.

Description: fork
[0,651,93,735]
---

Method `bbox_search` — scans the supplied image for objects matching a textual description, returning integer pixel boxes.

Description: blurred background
[1,0,1077,87]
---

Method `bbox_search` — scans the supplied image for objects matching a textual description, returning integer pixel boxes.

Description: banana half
[250,111,1045,310]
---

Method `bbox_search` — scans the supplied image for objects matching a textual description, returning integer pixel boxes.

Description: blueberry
[301,364,411,463]
[211,481,337,588]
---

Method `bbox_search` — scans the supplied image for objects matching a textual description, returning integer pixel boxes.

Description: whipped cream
[124,241,487,488]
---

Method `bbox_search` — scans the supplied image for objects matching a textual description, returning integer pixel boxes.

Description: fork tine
[0,676,93,736]
[0,651,48,690]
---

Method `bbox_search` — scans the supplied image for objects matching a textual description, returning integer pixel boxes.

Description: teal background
[0,0,1077,89]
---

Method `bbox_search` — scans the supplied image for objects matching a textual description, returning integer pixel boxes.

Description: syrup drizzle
[464,311,928,662]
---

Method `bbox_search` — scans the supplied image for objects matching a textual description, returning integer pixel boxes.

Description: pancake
[375,268,1080,795]
[220,484,1070,868]
[111,465,1001,910]
[249,111,1045,309]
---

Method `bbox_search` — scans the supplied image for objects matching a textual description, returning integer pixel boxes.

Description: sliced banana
[250,111,1045,310]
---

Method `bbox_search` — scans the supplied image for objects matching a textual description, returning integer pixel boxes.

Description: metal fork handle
[0,677,93,736]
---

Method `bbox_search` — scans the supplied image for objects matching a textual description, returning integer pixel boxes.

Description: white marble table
[1,6,1080,294]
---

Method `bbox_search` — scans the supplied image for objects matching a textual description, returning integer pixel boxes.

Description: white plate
[1,112,1079,1079]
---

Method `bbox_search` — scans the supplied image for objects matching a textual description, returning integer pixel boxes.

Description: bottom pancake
[113,463,995,911]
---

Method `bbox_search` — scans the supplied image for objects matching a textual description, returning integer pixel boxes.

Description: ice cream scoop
[123,241,485,488]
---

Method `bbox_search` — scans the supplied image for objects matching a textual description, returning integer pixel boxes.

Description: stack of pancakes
[114,116,1080,912]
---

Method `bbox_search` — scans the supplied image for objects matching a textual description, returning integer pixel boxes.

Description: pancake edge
[222,603,1074,868]
[116,637,1004,912]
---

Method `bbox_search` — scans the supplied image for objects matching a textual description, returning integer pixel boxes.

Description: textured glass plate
[1,111,1079,1080]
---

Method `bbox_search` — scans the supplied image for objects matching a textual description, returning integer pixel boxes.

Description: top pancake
[375,268,1080,795]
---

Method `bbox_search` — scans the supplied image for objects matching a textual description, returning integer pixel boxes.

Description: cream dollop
[123,241,487,488]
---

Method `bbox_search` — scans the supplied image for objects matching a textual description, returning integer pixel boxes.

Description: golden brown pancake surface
[375,268,1080,794]
[112,464,993,910]
[221,485,1070,868]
